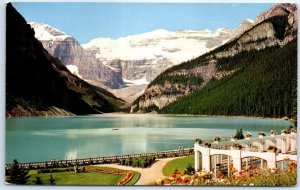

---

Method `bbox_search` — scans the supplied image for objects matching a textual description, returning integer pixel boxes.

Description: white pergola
[194,132,297,173]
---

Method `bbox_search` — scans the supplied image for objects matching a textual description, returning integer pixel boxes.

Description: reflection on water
[6,114,290,163]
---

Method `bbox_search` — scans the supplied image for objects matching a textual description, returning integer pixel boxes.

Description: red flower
[250,165,257,169]
[177,178,184,183]
[171,174,177,178]
[175,171,182,175]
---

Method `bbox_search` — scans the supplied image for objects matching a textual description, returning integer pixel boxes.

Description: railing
[197,133,296,152]
[5,148,194,170]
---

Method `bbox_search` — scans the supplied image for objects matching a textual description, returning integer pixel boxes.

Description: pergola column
[266,153,276,169]
[232,150,242,172]
[194,150,200,172]
[280,137,287,153]
[201,148,211,173]
[290,134,297,152]
[258,141,264,152]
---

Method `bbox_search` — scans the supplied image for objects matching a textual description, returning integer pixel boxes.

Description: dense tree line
[149,15,289,83]
[142,104,159,113]
[149,74,204,88]
[160,40,297,119]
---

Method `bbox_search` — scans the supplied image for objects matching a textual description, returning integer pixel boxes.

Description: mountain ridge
[6,3,124,116]
[30,22,125,89]
[31,18,254,103]
[131,3,297,118]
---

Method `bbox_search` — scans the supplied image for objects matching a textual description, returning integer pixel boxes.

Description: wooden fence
[5,148,194,170]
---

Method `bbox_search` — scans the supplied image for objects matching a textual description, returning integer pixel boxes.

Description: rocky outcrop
[233,19,254,35]
[254,3,297,26]
[131,82,197,113]
[6,3,123,116]
[131,3,297,113]
[30,22,124,89]
[6,95,75,117]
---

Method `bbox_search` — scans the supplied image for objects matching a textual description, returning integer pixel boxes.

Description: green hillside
[6,3,124,116]
[148,15,291,87]
[159,40,297,119]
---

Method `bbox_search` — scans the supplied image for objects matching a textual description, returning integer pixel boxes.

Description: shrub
[120,159,125,165]
[140,160,146,168]
[184,163,195,175]
[235,129,245,139]
[122,156,155,168]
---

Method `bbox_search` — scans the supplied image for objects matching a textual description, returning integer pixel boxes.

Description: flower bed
[118,172,133,185]
[156,161,297,186]
[85,167,134,185]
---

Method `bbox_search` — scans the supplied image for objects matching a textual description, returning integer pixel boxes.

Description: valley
[5,3,298,187]
[30,19,253,104]
[6,3,297,119]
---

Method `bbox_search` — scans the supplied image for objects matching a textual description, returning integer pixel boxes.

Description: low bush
[120,156,155,168]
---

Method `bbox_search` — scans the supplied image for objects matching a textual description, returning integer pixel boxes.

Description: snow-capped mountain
[82,27,236,84]
[82,28,229,63]
[30,22,71,41]
[81,25,252,103]
[31,20,253,103]
[30,22,124,89]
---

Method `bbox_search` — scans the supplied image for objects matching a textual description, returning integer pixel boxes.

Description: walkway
[97,157,180,185]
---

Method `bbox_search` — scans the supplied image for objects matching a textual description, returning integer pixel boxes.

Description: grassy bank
[163,155,195,176]
[25,166,140,185]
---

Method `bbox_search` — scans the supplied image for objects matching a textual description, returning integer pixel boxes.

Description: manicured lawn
[27,166,140,185]
[163,155,197,176]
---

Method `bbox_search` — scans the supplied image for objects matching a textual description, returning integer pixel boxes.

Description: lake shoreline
[6,112,294,125]
[107,112,294,123]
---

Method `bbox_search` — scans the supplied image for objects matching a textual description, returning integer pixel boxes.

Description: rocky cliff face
[30,22,124,89]
[131,3,297,113]
[6,3,123,116]
[30,17,253,103]
[82,28,242,83]
[82,24,252,103]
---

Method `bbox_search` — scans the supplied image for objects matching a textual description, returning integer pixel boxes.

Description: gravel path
[97,157,180,185]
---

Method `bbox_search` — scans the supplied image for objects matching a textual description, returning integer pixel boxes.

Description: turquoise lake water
[5,114,291,163]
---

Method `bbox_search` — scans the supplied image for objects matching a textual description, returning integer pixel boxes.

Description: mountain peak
[30,22,71,41]
[254,3,297,25]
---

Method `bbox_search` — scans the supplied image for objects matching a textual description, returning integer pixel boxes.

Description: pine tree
[49,174,55,185]
[35,176,43,185]
[8,159,30,184]
[235,129,245,140]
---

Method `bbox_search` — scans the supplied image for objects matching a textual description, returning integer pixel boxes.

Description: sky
[13,3,274,44]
